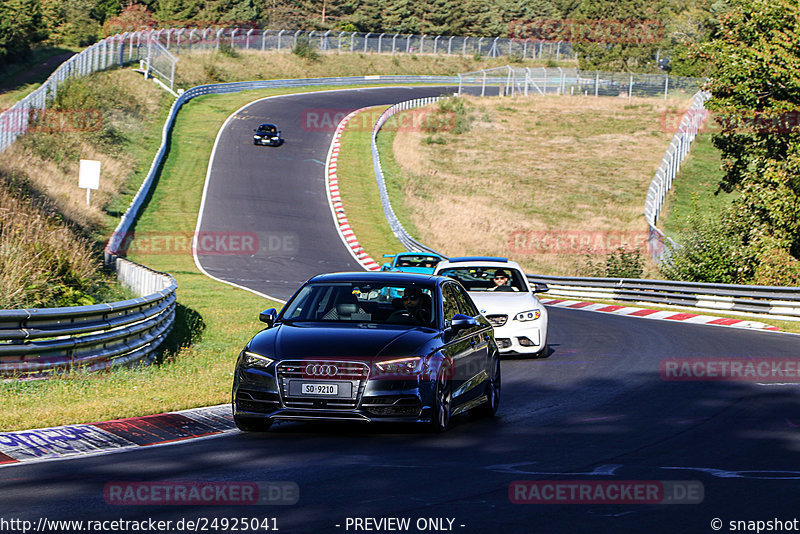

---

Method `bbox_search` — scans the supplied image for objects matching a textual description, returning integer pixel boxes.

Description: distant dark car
[253,123,282,146]
[232,271,500,433]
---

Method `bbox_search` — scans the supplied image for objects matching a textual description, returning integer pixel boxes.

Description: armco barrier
[527,274,800,321]
[0,258,176,379]
[371,97,447,255]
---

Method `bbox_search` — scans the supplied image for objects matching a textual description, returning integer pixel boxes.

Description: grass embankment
[334,106,428,262]
[658,132,735,237]
[0,69,169,308]
[380,95,690,277]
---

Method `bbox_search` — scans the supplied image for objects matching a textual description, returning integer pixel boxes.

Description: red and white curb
[541,298,780,331]
[326,109,381,271]
[0,404,235,467]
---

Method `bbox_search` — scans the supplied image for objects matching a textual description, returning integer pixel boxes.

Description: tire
[234,415,273,432]
[429,367,452,433]
[473,357,501,418]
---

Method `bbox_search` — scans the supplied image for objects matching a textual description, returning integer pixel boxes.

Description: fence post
[481,70,486,97]
[664,75,669,100]
[378,33,385,53]
[628,73,633,100]
[462,37,468,56]
[448,36,454,55]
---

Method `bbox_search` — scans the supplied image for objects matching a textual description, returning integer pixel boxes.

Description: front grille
[277,360,369,410]
[486,314,508,327]
[496,338,512,349]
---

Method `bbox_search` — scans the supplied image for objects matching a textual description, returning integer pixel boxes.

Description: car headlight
[242,350,275,368]
[513,309,541,322]
[374,357,424,376]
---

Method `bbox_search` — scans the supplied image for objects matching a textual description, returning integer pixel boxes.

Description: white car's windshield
[438,267,525,292]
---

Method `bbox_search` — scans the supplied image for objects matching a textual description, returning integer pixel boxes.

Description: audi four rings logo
[306,364,339,376]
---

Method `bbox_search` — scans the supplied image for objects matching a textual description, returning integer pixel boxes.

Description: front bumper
[254,136,280,146]
[492,322,546,354]
[233,365,434,424]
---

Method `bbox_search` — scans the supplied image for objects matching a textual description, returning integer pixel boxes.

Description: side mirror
[532,282,549,293]
[259,308,278,327]
[450,313,478,330]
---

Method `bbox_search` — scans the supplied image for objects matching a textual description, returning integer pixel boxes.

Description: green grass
[659,133,737,237]
[336,106,402,262]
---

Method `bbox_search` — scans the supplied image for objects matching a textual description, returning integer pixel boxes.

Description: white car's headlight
[242,350,275,368]
[513,309,541,322]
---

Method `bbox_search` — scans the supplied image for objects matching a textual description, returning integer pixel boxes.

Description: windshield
[437,266,526,292]
[280,282,436,326]
[258,125,277,134]
[394,255,441,269]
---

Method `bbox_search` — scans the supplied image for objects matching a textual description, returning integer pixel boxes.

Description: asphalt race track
[3,87,800,534]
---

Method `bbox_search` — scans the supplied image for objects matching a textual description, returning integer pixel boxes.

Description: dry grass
[0,183,99,308]
[174,50,572,88]
[391,95,691,276]
[0,140,130,230]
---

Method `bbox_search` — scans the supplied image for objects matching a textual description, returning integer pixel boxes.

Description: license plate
[301,383,338,395]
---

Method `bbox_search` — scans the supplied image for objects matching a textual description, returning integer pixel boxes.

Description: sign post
[79,159,100,206]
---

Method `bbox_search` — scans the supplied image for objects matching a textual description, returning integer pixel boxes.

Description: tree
[0,0,42,66]
[571,0,669,71]
[703,0,800,259]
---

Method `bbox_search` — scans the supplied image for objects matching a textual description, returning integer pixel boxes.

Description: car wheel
[253,140,259,145]
[534,342,549,359]
[429,367,452,433]
[234,415,273,432]
[473,357,500,418]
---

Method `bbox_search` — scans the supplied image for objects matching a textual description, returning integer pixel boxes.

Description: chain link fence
[457,66,704,98]
[148,28,577,60]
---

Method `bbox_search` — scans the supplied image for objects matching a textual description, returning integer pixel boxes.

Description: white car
[435,257,549,357]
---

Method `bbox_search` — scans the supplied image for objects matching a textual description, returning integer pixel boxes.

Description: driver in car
[489,269,517,292]
[389,288,431,325]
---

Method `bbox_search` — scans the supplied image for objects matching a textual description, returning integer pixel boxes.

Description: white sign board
[79,159,101,190]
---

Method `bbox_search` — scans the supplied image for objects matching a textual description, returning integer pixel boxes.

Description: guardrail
[370,97,450,255]
[527,273,800,321]
[0,259,176,379]
[644,91,710,261]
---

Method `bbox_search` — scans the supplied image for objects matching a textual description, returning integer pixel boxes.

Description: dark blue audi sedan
[232,271,500,433]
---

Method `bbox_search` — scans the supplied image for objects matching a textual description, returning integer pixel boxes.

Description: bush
[292,37,320,61]
[659,212,756,283]
[584,246,645,278]
[422,97,473,136]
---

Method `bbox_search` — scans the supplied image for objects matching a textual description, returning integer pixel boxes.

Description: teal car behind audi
[380,253,445,274]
